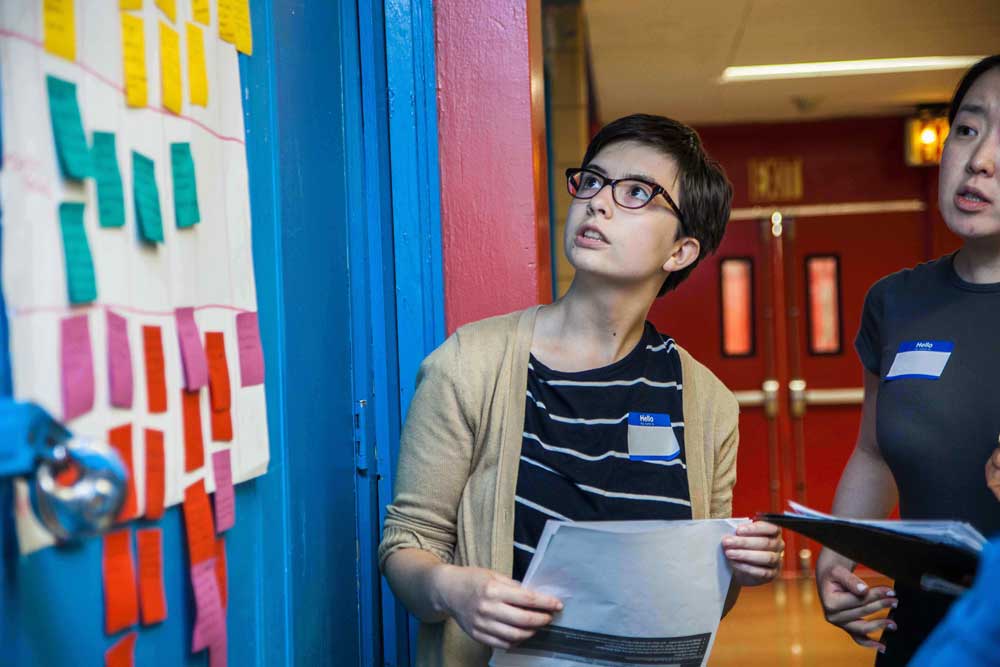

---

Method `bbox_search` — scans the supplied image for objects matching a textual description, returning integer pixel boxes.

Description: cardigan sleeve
[378,333,476,570]
[710,393,740,519]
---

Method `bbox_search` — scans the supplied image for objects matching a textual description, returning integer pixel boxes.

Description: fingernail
[886,589,896,597]
[890,601,898,609]
[856,583,868,594]
[878,646,886,654]
[722,537,734,546]
[887,623,897,631]
[557,602,564,611]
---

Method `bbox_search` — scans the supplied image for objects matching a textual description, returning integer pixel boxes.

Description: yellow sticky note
[218,0,235,43]
[119,0,142,9]
[43,0,76,61]
[155,0,176,23]
[193,0,210,25]
[186,23,208,107]
[233,0,252,55]
[121,12,148,107]
[159,22,182,115]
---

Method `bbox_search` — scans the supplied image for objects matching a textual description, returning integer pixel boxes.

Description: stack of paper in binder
[760,501,987,593]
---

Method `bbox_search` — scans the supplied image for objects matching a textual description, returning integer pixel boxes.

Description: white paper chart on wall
[0,1,267,556]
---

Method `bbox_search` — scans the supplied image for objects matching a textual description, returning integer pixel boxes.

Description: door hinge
[354,399,369,473]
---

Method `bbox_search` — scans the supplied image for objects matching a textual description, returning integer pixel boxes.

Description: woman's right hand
[816,551,898,653]
[432,565,563,650]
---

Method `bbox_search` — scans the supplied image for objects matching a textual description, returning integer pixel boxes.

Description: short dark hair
[948,55,1000,124]
[580,113,733,296]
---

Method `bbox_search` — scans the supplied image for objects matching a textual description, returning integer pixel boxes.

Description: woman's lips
[954,190,993,213]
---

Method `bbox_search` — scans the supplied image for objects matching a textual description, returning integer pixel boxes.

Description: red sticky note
[60,314,95,420]
[102,529,139,635]
[108,424,137,522]
[235,312,264,386]
[206,332,233,441]
[107,310,134,408]
[191,557,226,658]
[183,480,216,565]
[105,631,136,667]
[215,536,227,609]
[144,429,166,520]
[142,326,168,413]
[205,332,231,410]
[182,389,205,471]
[211,450,235,533]
[136,528,168,625]
[176,307,209,390]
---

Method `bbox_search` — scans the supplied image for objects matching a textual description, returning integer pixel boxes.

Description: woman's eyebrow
[957,102,987,117]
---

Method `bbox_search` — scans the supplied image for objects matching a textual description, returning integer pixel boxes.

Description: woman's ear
[662,236,701,274]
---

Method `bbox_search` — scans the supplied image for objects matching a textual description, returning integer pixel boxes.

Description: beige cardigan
[378,306,739,666]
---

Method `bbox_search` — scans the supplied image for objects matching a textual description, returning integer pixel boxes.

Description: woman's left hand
[722,521,784,586]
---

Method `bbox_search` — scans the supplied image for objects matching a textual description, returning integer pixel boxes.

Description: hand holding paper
[721,520,784,586]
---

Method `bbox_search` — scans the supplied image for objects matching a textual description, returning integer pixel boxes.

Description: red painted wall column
[434,0,551,333]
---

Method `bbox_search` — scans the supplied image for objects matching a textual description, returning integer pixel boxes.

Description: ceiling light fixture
[720,56,985,82]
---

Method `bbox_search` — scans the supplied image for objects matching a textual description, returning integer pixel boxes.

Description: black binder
[757,512,982,589]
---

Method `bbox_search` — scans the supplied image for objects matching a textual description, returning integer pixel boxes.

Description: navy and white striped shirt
[512,322,692,581]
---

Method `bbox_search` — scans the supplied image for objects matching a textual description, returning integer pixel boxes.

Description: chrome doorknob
[30,436,127,542]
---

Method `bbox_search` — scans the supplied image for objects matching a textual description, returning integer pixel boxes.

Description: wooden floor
[710,576,887,666]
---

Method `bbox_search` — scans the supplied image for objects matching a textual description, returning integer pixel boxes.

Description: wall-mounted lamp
[905,107,949,166]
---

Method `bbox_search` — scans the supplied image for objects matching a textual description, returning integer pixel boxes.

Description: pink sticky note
[235,312,264,387]
[211,450,235,533]
[106,310,134,408]
[175,307,209,390]
[191,558,225,653]
[61,314,95,420]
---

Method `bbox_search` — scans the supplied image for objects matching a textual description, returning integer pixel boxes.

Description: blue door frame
[0,0,443,665]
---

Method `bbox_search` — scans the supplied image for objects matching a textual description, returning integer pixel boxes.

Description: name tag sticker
[627,412,680,461]
[885,340,954,380]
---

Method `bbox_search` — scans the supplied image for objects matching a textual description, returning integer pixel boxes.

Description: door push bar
[0,400,126,543]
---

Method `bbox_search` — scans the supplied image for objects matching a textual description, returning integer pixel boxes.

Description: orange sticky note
[159,21,182,115]
[144,429,165,520]
[183,480,216,565]
[120,12,148,108]
[182,389,205,471]
[136,528,167,625]
[206,332,233,441]
[215,537,227,608]
[142,326,167,413]
[108,424,137,522]
[105,631,136,667]
[103,529,139,635]
[186,23,209,107]
[43,0,76,62]
[193,0,210,25]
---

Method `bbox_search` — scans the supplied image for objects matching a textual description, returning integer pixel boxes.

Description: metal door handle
[762,379,780,419]
[788,379,807,418]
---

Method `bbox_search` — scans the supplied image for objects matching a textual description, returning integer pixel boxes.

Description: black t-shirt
[855,253,1000,665]
[512,322,692,582]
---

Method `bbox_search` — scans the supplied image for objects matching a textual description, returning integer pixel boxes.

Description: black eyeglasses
[565,167,685,229]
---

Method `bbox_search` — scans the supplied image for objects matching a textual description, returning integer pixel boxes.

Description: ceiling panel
[582,0,1000,124]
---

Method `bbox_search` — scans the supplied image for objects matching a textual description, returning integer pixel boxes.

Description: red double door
[650,206,959,572]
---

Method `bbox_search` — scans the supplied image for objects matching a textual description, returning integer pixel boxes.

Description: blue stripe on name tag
[897,340,954,353]
[627,412,671,427]
[630,452,681,461]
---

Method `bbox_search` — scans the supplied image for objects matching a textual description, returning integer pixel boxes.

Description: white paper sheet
[1,2,269,553]
[492,519,746,667]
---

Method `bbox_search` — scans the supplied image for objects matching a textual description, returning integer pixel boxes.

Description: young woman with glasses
[816,55,1000,666]
[379,114,784,666]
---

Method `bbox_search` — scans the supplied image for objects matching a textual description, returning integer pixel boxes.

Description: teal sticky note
[59,202,97,304]
[132,151,164,243]
[92,132,125,228]
[46,76,91,180]
[170,142,201,228]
